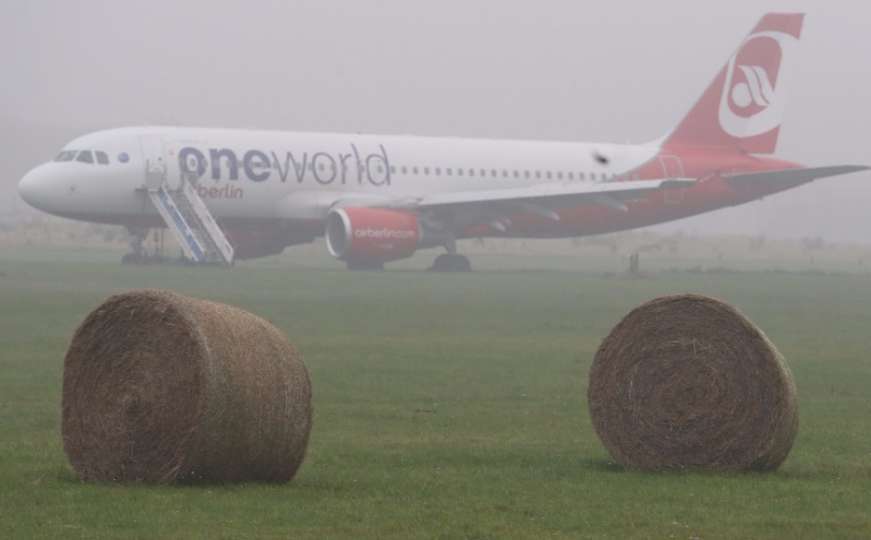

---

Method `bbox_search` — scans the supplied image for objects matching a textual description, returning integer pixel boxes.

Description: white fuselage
[19,126,659,225]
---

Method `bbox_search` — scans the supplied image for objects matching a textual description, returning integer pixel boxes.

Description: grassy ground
[1,247,870,539]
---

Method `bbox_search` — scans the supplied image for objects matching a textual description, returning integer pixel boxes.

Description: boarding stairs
[144,159,235,266]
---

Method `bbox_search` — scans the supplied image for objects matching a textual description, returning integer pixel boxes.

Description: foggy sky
[1,0,869,242]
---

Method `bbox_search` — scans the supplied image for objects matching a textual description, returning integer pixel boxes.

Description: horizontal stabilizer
[726,165,869,187]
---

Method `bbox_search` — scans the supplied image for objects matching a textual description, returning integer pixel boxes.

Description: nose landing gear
[121,227,174,265]
[121,227,148,264]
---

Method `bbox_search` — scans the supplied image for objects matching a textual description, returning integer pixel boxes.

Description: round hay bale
[62,289,312,483]
[587,294,797,472]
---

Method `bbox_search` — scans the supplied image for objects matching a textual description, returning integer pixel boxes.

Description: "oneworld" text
[177,143,392,187]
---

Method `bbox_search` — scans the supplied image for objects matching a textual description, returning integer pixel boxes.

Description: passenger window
[76,151,94,164]
[401,166,407,174]
[546,171,552,180]
[535,171,541,179]
[446,168,453,176]
[557,172,563,180]
[95,151,109,165]
[435,168,441,175]
[413,167,419,174]
[424,167,430,175]
[55,151,76,162]
[568,172,574,180]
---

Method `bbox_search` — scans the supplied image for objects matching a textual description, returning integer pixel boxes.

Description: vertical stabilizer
[664,13,804,154]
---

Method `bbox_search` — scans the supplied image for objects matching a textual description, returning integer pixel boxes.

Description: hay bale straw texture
[62,289,312,483]
[588,294,798,472]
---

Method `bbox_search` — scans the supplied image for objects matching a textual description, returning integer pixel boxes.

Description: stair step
[147,179,235,265]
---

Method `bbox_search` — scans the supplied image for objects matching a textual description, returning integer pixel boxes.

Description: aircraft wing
[725,165,869,187]
[279,179,693,226]
[389,178,695,214]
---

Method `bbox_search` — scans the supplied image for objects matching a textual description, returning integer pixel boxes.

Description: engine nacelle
[325,207,421,263]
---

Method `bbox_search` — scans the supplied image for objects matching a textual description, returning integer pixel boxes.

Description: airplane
[17,12,868,271]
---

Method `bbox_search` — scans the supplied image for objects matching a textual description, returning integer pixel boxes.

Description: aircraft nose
[18,164,52,209]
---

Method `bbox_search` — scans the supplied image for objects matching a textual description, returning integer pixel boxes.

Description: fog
[1,0,868,242]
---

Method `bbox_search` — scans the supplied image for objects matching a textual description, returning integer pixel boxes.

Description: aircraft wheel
[430,254,472,272]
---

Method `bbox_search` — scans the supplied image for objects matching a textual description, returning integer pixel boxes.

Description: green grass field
[1,247,870,539]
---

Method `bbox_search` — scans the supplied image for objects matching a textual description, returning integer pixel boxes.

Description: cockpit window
[95,151,109,165]
[76,151,94,164]
[54,151,76,162]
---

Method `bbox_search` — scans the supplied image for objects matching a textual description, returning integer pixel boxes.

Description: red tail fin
[664,13,804,154]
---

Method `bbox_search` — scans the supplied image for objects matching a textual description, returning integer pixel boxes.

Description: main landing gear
[428,237,472,272]
[429,253,472,272]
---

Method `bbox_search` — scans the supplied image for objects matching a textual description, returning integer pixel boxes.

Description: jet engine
[325,207,421,266]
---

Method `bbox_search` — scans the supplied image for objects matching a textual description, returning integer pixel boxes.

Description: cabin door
[139,135,171,189]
